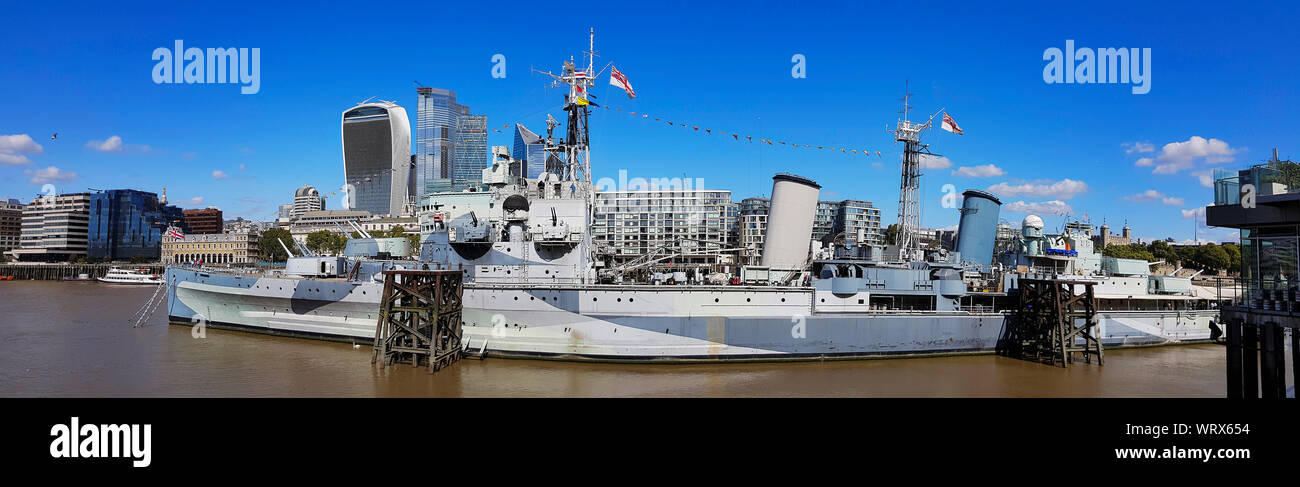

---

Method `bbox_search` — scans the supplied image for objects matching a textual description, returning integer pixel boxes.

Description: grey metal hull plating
[164,268,1218,362]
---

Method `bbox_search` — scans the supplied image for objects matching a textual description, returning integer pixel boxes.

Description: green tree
[884,224,898,246]
[1194,243,1231,273]
[258,228,294,262]
[1102,243,1155,262]
[306,230,349,255]
[1148,240,1178,262]
[1222,243,1241,272]
[306,230,335,255]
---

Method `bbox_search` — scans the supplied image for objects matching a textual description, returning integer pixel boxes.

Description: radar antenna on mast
[888,81,946,263]
[530,28,599,184]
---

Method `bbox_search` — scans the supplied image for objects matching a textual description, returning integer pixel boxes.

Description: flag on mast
[167,228,185,240]
[609,65,636,99]
[941,112,963,135]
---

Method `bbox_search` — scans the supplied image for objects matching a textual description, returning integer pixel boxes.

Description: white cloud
[1135,136,1239,175]
[0,134,44,166]
[1190,170,1216,188]
[918,154,951,169]
[1003,200,1073,215]
[952,164,1005,178]
[182,152,197,160]
[1123,189,1185,206]
[24,166,78,184]
[212,170,229,180]
[987,178,1089,199]
[1181,205,1207,222]
[86,135,124,152]
[239,163,246,171]
[1124,141,1155,154]
[176,196,205,206]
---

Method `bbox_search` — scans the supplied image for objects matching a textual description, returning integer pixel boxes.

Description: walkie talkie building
[342,101,410,217]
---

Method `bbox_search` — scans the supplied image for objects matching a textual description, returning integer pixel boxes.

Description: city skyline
[1,2,1297,244]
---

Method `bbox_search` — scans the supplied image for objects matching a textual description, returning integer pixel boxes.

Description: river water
[0,281,1230,397]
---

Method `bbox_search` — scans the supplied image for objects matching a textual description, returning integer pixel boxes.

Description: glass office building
[513,123,547,179]
[453,114,488,191]
[86,189,183,261]
[415,87,487,196]
[342,101,410,216]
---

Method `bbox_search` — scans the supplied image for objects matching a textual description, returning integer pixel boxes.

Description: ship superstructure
[163,31,1222,361]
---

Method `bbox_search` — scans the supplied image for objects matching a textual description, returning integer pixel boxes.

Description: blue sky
[1,1,1296,243]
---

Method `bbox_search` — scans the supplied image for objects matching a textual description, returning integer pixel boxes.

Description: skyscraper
[453,114,488,191]
[513,123,546,178]
[86,189,184,261]
[415,87,487,196]
[291,184,325,218]
[342,101,410,217]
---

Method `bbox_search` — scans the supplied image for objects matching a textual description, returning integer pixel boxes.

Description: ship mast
[535,28,597,184]
[889,82,943,262]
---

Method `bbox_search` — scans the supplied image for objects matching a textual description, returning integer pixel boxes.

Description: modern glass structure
[342,101,410,217]
[86,189,183,261]
[415,87,487,196]
[453,114,488,191]
[513,124,547,178]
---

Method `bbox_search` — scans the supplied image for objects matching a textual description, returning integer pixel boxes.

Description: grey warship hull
[165,267,1217,362]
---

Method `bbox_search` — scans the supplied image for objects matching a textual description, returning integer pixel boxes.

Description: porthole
[714,298,719,303]
[746,298,751,302]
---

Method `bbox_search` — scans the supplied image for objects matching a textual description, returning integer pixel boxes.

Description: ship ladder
[129,280,169,328]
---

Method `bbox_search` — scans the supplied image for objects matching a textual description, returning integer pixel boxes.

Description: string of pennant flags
[489,107,894,159]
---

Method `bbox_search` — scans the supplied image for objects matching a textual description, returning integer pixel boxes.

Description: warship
[164,32,1221,361]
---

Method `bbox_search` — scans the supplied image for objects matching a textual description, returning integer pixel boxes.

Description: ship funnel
[955,189,1002,266]
[761,174,821,268]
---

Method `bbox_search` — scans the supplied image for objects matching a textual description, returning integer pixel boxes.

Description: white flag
[941,112,963,135]
[609,65,636,99]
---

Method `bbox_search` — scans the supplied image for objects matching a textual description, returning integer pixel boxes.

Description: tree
[1102,243,1154,262]
[259,228,294,262]
[1222,243,1241,272]
[306,230,348,255]
[1148,240,1178,262]
[306,230,334,255]
[884,224,898,246]
[1194,243,1231,273]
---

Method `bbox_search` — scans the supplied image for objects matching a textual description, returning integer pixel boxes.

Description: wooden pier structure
[371,269,465,373]
[1222,313,1297,399]
[998,278,1104,367]
[0,263,164,280]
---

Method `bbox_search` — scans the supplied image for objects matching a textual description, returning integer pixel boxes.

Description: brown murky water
[0,281,1231,397]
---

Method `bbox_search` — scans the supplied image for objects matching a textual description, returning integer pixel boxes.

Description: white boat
[99,267,164,285]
